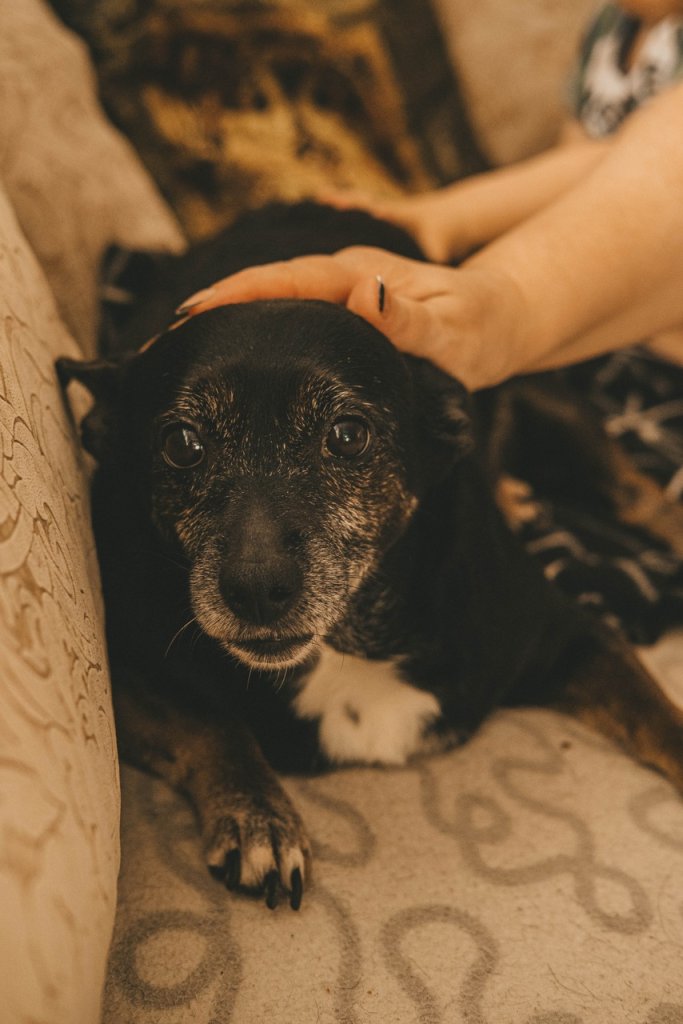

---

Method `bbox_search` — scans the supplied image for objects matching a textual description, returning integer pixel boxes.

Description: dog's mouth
[227,633,317,669]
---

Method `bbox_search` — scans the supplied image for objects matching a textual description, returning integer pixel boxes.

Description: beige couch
[0,5,182,1021]
[2,4,683,1023]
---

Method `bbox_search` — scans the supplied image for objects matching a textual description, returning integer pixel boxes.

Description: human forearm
[176,82,683,391]
[467,81,683,373]
[438,134,611,257]
[319,130,609,263]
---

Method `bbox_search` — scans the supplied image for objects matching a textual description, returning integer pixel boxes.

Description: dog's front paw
[203,788,311,910]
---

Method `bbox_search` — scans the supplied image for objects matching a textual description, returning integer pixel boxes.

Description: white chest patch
[292,644,442,766]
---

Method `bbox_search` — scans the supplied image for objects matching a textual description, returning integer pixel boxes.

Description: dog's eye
[325,417,371,459]
[161,424,205,469]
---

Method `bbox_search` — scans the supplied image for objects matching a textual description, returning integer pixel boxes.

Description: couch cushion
[431,0,598,163]
[0,0,184,355]
[104,642,683,1022]
[0,183,119,1024]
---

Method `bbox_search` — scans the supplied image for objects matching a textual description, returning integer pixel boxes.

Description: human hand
[175,246,530,391]
[317,188,466,263]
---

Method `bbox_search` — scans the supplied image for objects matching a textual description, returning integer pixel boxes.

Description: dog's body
[59,203,683,910]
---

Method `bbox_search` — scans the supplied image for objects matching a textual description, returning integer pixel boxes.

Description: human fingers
[316,189,406,226]
[316,188,381,211]
[344,255,528,390]
[174,255,361,315]
[175,246,421,316]
[344,266,481,388]
[171,246,497,389]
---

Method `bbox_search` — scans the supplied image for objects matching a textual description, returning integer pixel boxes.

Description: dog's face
[60,301,472,670]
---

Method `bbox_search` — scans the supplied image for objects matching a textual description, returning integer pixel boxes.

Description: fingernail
[138,332,160,352]
[168,314,190,332]
[376,275,386,314]
[175,287,215,315]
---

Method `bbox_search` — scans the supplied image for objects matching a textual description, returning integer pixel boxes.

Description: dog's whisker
[273,667,292,693]
[189,625,204,652]
[138,547,188,573]
[164,616,199,658]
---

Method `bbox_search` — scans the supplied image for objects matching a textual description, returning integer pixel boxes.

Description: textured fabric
[103,635,683,1023]
[0,0,184,355]
[573,4,683,137]
[0,183,119,1024]
[0,4,185,1018]
[518,352,683,645]
[47,0,486,241]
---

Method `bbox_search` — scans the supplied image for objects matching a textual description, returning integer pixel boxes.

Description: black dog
[58,203,683,911]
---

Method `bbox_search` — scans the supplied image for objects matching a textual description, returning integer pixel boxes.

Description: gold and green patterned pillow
[49,0,487,240]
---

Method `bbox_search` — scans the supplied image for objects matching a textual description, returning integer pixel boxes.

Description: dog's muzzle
[228,633,316,667]
[218,558,302,627]
[217,558,316,667]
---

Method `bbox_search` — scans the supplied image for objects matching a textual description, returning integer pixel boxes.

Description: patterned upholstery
[0,182,118,1024]
[2,3,683,1022]
[0,2,182,1020]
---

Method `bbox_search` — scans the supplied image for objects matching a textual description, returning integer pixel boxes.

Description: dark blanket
[517,351,683,644]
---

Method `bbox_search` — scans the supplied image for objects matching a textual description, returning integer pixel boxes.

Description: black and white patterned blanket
[518,350,683,644]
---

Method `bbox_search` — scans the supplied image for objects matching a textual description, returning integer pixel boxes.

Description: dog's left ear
[409,358,475,469]
[56,356,125,460]
[56,356,122,399]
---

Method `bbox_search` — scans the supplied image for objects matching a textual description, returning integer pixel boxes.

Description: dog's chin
[224,634,319,671]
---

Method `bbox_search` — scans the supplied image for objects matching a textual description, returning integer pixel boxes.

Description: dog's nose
[219,560,301,626]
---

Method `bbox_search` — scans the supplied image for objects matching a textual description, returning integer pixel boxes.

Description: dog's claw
[265,869,279,910]
[225,848,241,890]
[203,792,310,911]
[289,867,303,911]
[208,862,226,882]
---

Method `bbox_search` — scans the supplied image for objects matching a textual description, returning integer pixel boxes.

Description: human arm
[323,129,611,262]
[177,81,683,390]
[470,78,683,374]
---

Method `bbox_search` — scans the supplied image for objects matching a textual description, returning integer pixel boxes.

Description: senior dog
[58,203,683,911]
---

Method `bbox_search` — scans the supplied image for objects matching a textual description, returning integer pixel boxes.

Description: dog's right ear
[56,356,125,460]
[409,358,475,473]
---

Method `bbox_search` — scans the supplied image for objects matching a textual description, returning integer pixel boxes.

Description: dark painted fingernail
[168,314,190,332]
[265,870,279,910]
[289,867,303,911]
[376,275,386,313]
[175,287,215,316]
[225,848,241,890]
[138,332,160,352]
[208,863,226,882]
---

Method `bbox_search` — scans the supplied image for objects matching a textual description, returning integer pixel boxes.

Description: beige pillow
[0,183,119,1024]
[0,0,184,356]
[432,0,598,163]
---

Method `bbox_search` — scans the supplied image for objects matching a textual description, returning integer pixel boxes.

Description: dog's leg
[113,682,311,909]
[556,634,683,793]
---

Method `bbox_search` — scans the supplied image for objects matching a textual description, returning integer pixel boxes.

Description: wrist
[401,187,474,263]
[454,262,539,388]
[440,178,485,258]
[423,184,481,262]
